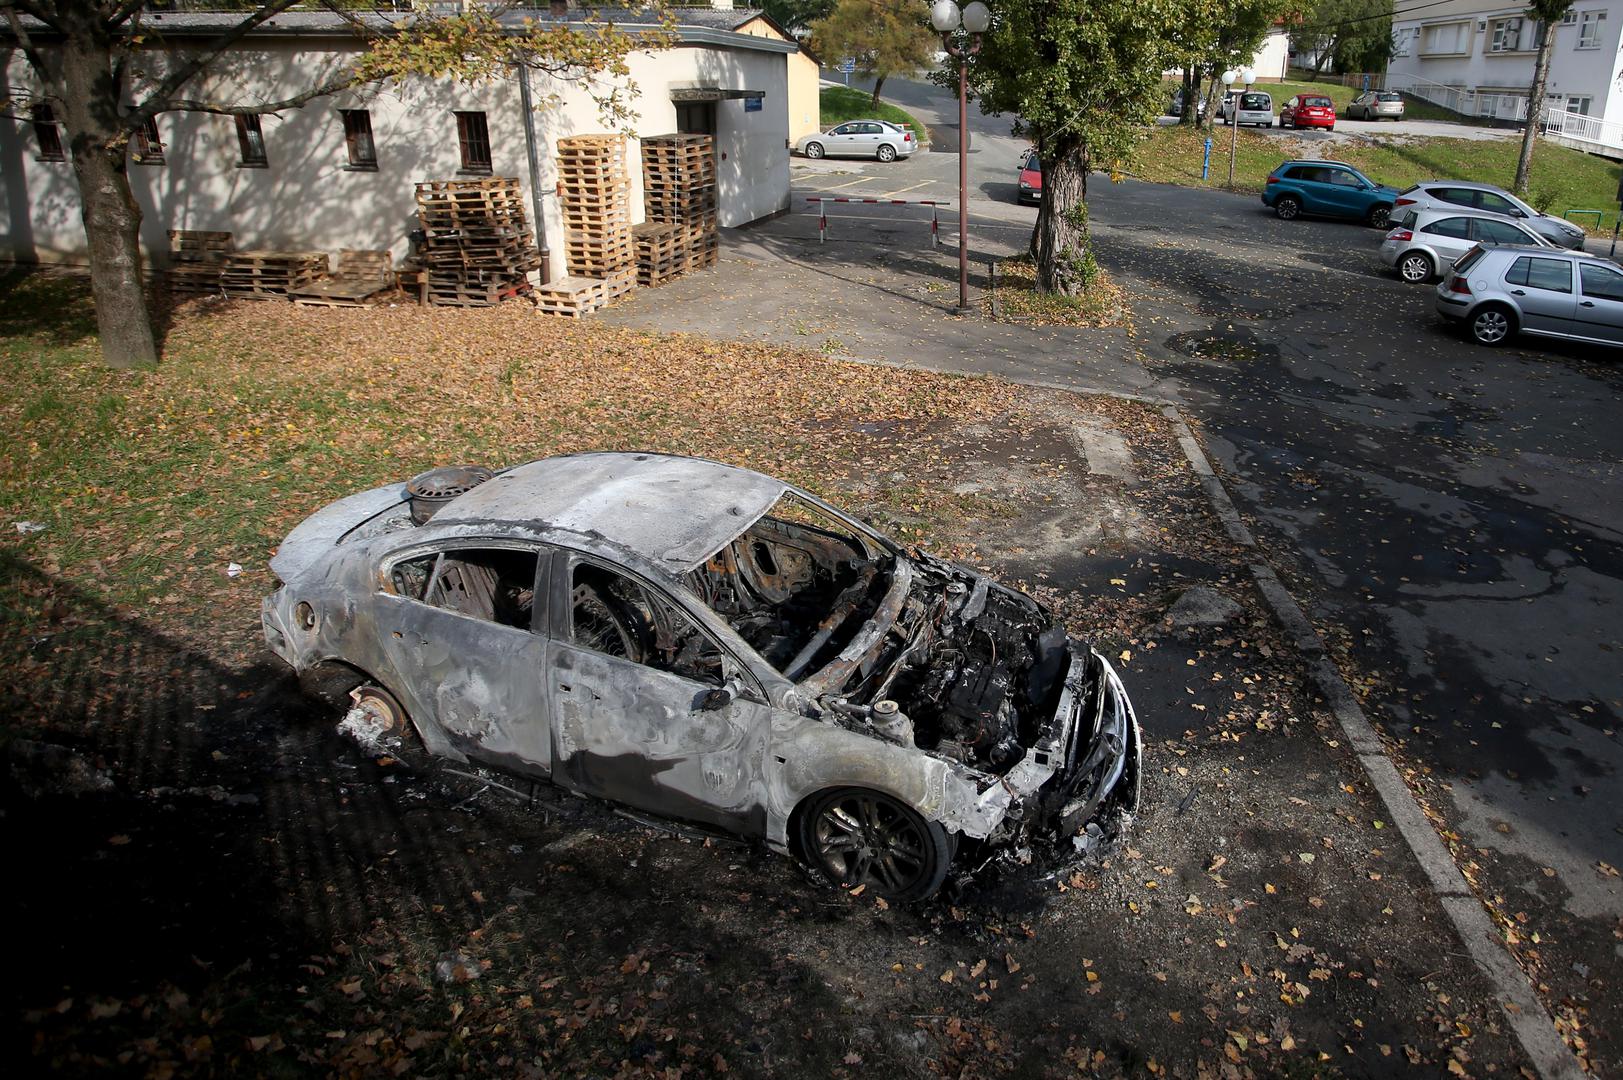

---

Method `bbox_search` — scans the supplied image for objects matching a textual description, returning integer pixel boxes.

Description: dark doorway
[675,102,717,136]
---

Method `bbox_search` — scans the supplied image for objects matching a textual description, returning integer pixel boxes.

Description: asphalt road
[791,76,1623,1070]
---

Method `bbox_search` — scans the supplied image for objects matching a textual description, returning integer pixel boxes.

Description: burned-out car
[264,453,1141,900]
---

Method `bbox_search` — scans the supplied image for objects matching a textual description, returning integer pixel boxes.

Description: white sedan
[796,120,918,162]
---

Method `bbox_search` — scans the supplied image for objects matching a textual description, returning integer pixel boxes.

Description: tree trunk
[1513,20,1555,196]
[870,74,886,107]
[56,29,159,368]
[1031,145,1095,296]
[1180,69,1195,126]
[1201,68,1222,132]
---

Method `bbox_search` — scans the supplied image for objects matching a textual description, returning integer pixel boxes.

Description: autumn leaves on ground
[2,272,1532,1077]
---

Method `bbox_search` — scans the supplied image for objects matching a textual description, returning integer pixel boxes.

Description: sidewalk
[598,224,1176,402]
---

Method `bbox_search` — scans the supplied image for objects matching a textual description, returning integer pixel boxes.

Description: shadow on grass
[0,267,180,353]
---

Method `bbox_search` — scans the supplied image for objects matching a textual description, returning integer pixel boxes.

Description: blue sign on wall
[745,96,763,113]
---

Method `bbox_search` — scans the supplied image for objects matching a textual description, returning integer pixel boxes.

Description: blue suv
[1262,160,1398,228]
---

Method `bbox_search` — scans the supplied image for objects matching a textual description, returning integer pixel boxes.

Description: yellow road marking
[877,180,934,198]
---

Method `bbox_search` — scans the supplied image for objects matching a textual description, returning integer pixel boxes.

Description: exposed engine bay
[681,499,1075,779]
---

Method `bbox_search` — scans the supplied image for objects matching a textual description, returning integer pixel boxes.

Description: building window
[1420,21,1470,55]
[1562,9,1578,24]
[1392,27,1413,56]
[235,114,268,167]
[455,111,492,173]
[1578,10,1605,47]
[1566,94,1594,115]
[1489,17,1524,51]
[31,102,64,162]
[341,109,376,169]
[131,117,165,165]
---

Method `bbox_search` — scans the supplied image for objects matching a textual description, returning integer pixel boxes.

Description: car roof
[1418,180,1513,195]
[1280,159,1359,169]
[434,452,788,574]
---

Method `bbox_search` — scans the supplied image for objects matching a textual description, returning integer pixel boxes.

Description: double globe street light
[1221,66,1256,189]
[930,0,990,315]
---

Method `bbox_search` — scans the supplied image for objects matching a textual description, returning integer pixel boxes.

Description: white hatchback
[1221,90,1274,127]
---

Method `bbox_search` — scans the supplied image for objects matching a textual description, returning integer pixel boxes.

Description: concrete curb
[1161,404,1590,1080]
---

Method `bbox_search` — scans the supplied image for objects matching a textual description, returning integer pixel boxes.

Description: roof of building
[9,6,795,54]
[435,452,788,574]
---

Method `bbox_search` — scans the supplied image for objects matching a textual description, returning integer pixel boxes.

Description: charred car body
[264,453,1141,900]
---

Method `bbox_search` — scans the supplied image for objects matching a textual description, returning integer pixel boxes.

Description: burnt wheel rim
[1399,254,1430,282]
[812,793,928,894]
[1473,309,1510,343]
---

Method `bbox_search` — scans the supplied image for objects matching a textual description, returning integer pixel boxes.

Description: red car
[1017,151,1043,205]
[1280,95,1336,131]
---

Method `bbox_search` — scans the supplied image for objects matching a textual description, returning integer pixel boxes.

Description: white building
[0,5,797,281]
[1386,0,1623,156]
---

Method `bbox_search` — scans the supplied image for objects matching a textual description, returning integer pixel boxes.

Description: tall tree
[1290,0,1394,78]
[0,2,662,368]
[811,0,936,106]
[959,0,1179,295]
[1184,0,1288,131]
[761,0,835,34]
[1514,1,1572,195]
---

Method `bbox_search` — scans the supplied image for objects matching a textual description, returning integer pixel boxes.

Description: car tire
[1398,251,1434,283]
[876,144,897,162]
[1275,195,1302,221]
[804,142,825,159]
[1327,125,1335,132]
[1367,204,1391,229]
[1469,304,1516,347]
[797,786,952,902]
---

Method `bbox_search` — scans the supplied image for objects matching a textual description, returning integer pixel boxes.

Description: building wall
[1254,29,1291,82]
[1388,1,1623,120]
[732,14,820,140]
[0,34,790,280]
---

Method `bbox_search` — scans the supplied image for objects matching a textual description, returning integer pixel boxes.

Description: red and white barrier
[805,196,951,245]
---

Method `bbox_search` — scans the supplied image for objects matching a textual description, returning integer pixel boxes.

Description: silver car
[796,120,918,161]
[263,453,1142,901]
[1346,91,1405,121]
[1380,206,1553,283]
[1395,181,1587,250]
[1219,90,1274,127]
[1435,244,1623,347]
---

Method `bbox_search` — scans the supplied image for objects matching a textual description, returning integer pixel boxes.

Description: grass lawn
[1133,123,1623,229]
[819,85,929,143]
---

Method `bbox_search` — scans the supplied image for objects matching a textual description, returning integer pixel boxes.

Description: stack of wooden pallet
[167,230,234,295]
[557,135,633,280]
[415,177,541,307]
[640,134,718,280]
[221,250,330,300]
[291,250,395,308]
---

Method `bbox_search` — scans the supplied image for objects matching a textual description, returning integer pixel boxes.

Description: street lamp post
[931,0,989,316]
[1222,66,1255,189]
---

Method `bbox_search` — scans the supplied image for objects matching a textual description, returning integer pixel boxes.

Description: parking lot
[600,128,1623,1071]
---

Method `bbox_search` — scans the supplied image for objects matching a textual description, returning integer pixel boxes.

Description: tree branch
[3,0,63,34]
[125,0,308,128]
[104,0,148,29]
[4,5,52,77]
[162,71,363,116]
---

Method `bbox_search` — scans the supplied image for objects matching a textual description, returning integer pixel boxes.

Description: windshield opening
[684,492,894,677]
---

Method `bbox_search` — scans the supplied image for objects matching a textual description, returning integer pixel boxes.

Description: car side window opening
[1424,217,1471,238]
[1328,169,1363,188]
[1580,263,1623,301]
[1506,256,1574,293]
[392,548,539,629]
[570,562,728,686]
[1476,192,1517,215]
[1435,187,1469,206]
[1471,218,1529,244]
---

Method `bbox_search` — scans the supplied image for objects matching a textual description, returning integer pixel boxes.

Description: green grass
[1133,122,1623,230]
[819,85,929,143]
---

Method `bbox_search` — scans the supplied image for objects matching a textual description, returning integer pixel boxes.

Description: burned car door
[376,543,554,775]
[547,554,776,836]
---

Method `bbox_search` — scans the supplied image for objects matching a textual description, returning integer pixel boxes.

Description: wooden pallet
[221,250,329,298]
[427,277,531,307]
[533,275,607,318]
